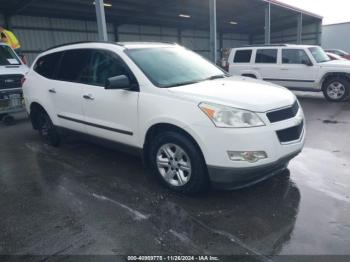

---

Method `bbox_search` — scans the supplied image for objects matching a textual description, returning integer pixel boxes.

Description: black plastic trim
[57,115,133,136]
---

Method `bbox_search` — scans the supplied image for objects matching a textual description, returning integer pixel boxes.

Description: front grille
[276,121,304,143]
[267,101,299,123]
[0,74,23,90]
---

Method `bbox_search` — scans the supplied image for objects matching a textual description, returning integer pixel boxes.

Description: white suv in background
[23,42,305,194]
[228,44,350,102]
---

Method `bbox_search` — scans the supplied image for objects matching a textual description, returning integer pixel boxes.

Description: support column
[317,20,322,46]
[113,23,119,42]
[209,0,217,63]
[264,2,271,44]
[95,0,108,41]
[177,28,182,45]
[297,13,303,44]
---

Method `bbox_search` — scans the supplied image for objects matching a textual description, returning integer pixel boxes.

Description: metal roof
[0,0,322,35]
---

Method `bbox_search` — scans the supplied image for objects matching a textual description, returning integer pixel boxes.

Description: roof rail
[44,41,124,52]
[238,44,290,48]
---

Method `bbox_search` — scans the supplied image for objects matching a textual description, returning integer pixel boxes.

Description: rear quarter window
[34,52,62,79]
[233,50,252,63]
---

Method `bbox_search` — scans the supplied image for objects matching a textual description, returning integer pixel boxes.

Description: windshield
[0,45,21,66]
[126,47,225,88]
[309,47,331,63]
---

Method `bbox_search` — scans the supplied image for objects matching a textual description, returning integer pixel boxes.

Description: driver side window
[282,49,311,65]
[89,50,132,87]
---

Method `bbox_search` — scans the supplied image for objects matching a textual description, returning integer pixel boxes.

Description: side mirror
[105,75,131,90]
[302,60,313,66]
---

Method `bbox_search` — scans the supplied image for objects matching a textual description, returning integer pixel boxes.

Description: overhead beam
[95,0,108,41]
[209,0,217,63]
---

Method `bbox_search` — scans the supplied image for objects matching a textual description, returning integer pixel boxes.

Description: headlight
[199,102,265,128]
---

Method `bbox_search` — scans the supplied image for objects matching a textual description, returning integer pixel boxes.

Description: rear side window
[255,49,278,64]
[34,52,62,79]
[233,50,252,63]
[282,49,310,64]
[57,49,92,83]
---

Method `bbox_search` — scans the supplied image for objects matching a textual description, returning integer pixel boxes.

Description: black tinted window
[282,49,310,64]
[89,50,132,86]
[234,50,252,63]
[255,49,278,64]
[57,49,92,83]
[34,52,62,78]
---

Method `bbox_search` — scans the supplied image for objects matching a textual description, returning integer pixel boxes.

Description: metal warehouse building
[322,22,350,53]
[0,0,322,64]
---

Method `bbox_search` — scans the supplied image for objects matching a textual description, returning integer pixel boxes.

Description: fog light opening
[227,151,267,163]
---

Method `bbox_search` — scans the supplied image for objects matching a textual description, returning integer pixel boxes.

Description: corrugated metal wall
[252,23,321,45]
[1,15,249,64]
[6,15,115,63]
[322,23,350,53]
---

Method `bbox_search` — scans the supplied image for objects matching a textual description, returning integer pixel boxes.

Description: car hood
[320,60,350,68]
[167,76,296,112]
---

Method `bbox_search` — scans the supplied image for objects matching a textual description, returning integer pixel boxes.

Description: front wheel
[37,111,61,147]
[148,131,209,195]
[323,77,350,102]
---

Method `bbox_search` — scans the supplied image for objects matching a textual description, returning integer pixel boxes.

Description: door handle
[253,67,260,70]
[83,94,94,100]
[280,68,289,71]
[48,88,56,93]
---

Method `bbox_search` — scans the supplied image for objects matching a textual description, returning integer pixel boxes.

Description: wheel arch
[320,72,350,90]
[29,102,48,130]
[143,123,207,165]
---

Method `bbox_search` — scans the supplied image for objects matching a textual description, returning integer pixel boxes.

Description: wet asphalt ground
[0,92,349,261]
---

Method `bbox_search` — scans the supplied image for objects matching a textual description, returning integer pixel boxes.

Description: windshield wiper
[205,74,226,80]
[164,80,201,88]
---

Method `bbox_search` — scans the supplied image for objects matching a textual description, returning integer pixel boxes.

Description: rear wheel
[3,115,15,126]
[323,77,350,102]
[148,131,209,195]
[37,111,60,147]
[0,114,6,121]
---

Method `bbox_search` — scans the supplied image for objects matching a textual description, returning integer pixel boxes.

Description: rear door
[81,49,139,146]
[277,48,318,89]
[253,48,280,81]
[50,49,91,132]
[229,49,253,76]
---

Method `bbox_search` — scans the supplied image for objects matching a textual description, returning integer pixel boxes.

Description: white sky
[277,0,350,25]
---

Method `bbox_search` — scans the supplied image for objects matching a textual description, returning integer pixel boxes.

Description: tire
[0,114,6,121]
[37,110,61,147]
[3,115,15,126]
[147,131,209,195]
[323,77,350,102]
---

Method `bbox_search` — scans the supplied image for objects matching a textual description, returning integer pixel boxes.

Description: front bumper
[208,150,300,190]
[184,102,305,189]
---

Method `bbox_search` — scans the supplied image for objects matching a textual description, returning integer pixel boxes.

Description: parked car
[228,44,350,102]
[326,52,347,61]
[0,43,28,123]
[325,49,350,60]
[23,42,305,194]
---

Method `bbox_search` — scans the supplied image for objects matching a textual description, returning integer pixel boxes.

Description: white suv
[228,44,350,102]
[23,42,305,194]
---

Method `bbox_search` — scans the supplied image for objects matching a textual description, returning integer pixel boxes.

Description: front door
[273,48,319,90]
[81,49,139,146]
